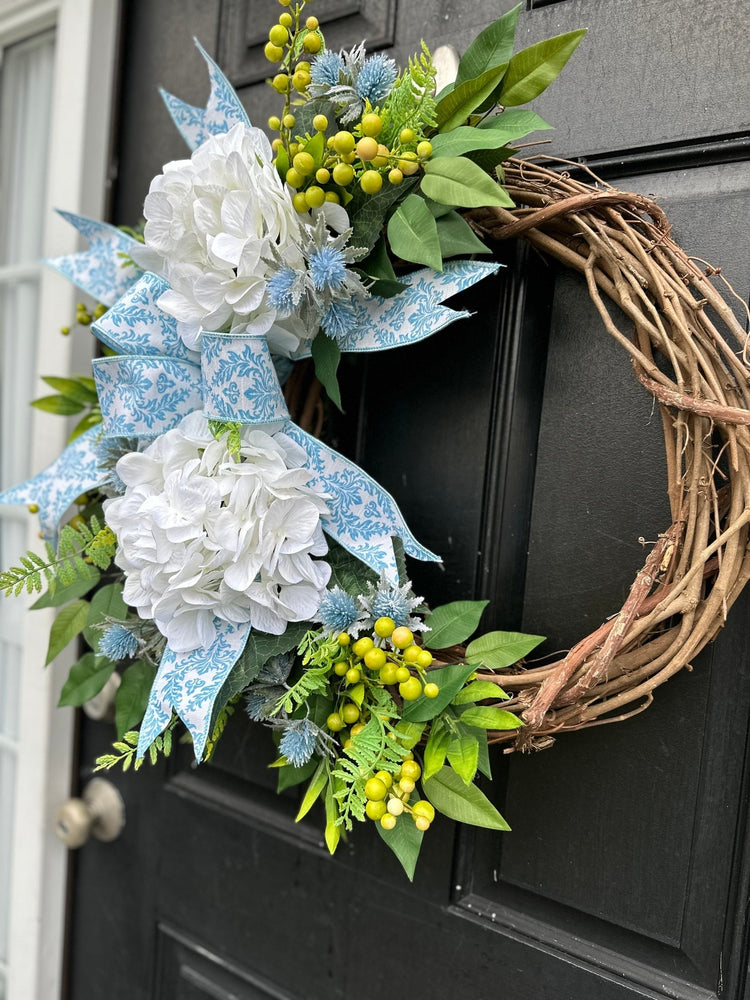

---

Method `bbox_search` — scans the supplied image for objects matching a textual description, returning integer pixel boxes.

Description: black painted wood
[65,2,750,998]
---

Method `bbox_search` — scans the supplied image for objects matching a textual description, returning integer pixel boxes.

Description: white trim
[2,2,120,999]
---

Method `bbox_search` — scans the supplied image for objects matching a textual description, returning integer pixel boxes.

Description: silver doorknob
[82,670,121,722]
[54,777,125,849]
[433,44,460,93]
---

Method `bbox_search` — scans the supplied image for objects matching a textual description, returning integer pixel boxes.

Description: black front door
[65,2,750,998]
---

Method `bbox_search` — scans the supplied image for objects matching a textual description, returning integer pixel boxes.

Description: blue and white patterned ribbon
[45,211,141,306]
[137,618,252,761]
[92,356,204,438]
[201,334,290,424]
[0,427,109,542]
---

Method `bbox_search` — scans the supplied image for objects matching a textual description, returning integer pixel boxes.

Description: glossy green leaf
[348,682,365,708]
[423,766,510,830]
[324,781,341,854]
[83,582,128,653]
[452,680,508,705]
[455,3,521,85]
[392,719,425,750]
[31,565,100,609]
[402,661,476,722]
[41,376,98,405]
[436,64,508,133]
[68,410,102,443]
[311,331,343,411]
[376,812,424,881]
[421,157,515,209]
[45,599,90,665]
[304,129,325,169]
[31,394,84,415]
[115,660,157,738]
[436,212,492,259]
[460,706,522,731]
[431,125,518,159]
[446,733,480,785]
[423,723,451,780]
[277,756,318,793]
[348,175,417,250]
[465,629,545,669]
[499,29,586,107]
[476,108,552,140]
[296,760,328,822]
[386,194,442,270]
[358,237,407,298]
[274,144,289,181]
[424,599,489,649]
[58,653,116,708]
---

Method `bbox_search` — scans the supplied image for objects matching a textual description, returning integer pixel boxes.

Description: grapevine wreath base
[456,156,750,750]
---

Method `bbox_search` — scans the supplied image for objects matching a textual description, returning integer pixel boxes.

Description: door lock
[54,777,126,849]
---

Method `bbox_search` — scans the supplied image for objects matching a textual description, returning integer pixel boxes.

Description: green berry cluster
[363,760,436,833]
[263,0,434,209]
[66,300,107,333]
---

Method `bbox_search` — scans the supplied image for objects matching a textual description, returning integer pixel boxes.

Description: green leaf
[358,238,408,298]
[83,582,128,653]
[423,765,510,830]
[423,723,451,780]
[455,3,521,86]
[41,376,98,405]
[421,157,514,209]
[402,661,477,722]
[325,538,378,595]
[452,679,508,705]
[274,144,289,181]
[424,599,489,649]
[324,780,341,854]
[459,706,522,731]
[446,733,480,785]
[347,176,418,250]
[278,757,317,793]
[430,126,516,159]
[436,212,492,259]
[31,565,100,609]
[115,660,157,738]
[386,194,442,270]
[348,682,365,708]
[476,108,552,139]
[435,64,508,133]
[304,129,325,169]
[376,812,424,881]
[45,599,90,664]
[68,410,102,443]
[296,760,328,822]
[465,630,545,669]
[311,331,343,411]
[391,720,425,750]
[499,29,587,107]
[58,653,116,708]
[31,394,84,415]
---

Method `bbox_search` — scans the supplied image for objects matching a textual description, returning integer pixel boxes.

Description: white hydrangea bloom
[104,411,331,652]
[133,123,308,357]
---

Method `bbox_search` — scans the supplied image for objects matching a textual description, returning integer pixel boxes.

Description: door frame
[0,1,120,997]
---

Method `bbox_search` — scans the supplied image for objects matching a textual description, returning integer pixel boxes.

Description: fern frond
[380,41,437,146]
[94,717,179,773]
[203,694,240,761]
[331,713,408,829]
[208,420,242,458]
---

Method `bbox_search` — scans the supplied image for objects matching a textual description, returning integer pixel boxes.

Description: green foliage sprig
[379,41,437,147]
[95,714,179,773]
[0,514,116,597]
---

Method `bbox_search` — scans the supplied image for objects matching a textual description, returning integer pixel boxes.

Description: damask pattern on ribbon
[91,271,198,364]
[201,333,290,424]
[0,427,108,541]
[137,618,252,761]
[283,423,440,581]
[160,40,250,151]
[332,260,502,353]
[92,356,203,438]
[44,212,141,306]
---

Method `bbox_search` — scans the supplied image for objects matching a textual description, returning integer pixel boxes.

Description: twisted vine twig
[462,156,750,751]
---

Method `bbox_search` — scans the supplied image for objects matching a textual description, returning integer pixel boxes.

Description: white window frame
[0,2,120,998]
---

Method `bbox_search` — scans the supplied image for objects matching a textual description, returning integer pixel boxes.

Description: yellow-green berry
[313,114,328,132]
[268,24,288,45]
[388,168,403,185]
[374,617,395,638]
[303,32,321,53]
[412,800,435,822]
[387,797,404,816]
[292,192,309,213]
[337,632,351,646]
[285,167,304,188]
[360,113,383,137]
[268,115,282,130]
[282,113,296,128]
[380,813,397,830]
[424,682,440,699]
[366,799,387,820]
[264,42,284,62]
[379,663,399,685]
[345,666,361,684]
[341,703,360,725]
[292,151,315,175]
[391,627,414,649]
[352,636,374,658]
[333,130,355,155]
[324,191,340,203]
[315,167,330,184]
[414,815,431,832]
[365,777,388,801]
[272,73,290,92]
[326,712,344,732]
[332,162,355,186]
[417,140,433,158]
[356,136,379,161]
[333,660,349,676]
[279,12,293,26]
[400,128,416,143]
[364,647,387,671]
[360,170,383,194]
[399,676,423,701]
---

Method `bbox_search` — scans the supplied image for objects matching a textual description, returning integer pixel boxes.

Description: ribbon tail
[44,211,140,306]
[282,423,440,584]
[330,260,503,354]
[160,39,250,150]
[0,427,109,542]
[137,619,252,762]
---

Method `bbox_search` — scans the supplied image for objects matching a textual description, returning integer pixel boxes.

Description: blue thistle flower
[310,50,345,87]
[317,586,361,634]
[308,245,348,291]
[99,624,139,661]
[280,719,318,767]
[359,573,425,632]
[356,54,397,104]
[266,266,299,314]
[321,300,356,342]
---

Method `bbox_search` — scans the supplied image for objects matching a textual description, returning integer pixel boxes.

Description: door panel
[66,1,750,998]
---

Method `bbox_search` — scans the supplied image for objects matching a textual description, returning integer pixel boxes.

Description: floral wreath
[2,2,746,880]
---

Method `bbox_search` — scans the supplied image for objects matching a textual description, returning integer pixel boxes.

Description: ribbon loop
[93,356,203,438]
[201,333,290,425]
